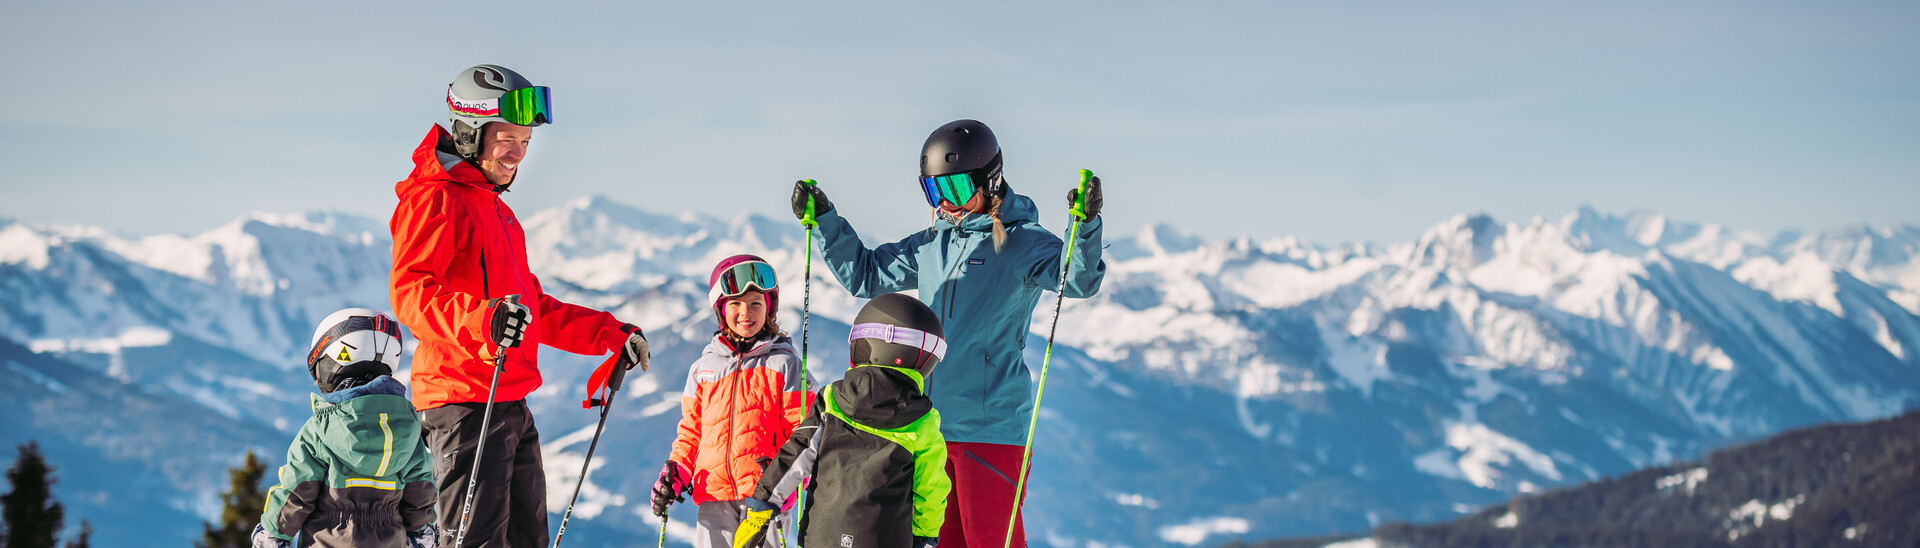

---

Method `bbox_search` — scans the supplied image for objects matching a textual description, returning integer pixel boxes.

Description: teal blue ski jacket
[811,190,1105,445]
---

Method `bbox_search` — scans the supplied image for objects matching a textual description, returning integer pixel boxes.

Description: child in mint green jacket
[252,309,437,548]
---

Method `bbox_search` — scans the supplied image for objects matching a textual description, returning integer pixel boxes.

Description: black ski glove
[618,324,650,371]
[913,536,939,548]
[1067,175,1103,220]
[791,180,833,221]
[483,295,530,354]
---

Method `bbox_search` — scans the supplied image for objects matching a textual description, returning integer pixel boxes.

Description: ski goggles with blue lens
[447,85,554,126]
[708,261,778,303]
[919,172,981,208]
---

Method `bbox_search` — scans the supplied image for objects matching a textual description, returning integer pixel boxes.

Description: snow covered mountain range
[1,198,1916,546]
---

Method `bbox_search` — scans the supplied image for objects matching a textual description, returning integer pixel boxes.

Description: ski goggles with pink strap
[709,260,778,303]
[848,323,948,361]
[447,85,554,126]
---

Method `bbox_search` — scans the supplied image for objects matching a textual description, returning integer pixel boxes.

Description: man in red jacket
[389,64,651,548]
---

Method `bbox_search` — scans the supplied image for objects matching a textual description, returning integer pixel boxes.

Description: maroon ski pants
[939,441,1029,548]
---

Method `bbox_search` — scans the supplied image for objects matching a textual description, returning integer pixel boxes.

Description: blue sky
[2,1,1915,245]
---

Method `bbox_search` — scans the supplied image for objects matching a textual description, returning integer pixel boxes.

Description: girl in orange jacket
[652,255,809,548]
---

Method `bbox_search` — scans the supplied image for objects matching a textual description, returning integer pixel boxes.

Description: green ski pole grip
[800,179,819,228]
[1069,169,1093,221]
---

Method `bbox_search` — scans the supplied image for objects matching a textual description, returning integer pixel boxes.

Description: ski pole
[551,354,630,547]
[455,294,523,547]
[658,513,669,548]
[1002,170,1094,548]
[793,179,819,545]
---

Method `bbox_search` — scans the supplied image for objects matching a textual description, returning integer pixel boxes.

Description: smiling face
[721,290,769,339]
[477,122,532,187]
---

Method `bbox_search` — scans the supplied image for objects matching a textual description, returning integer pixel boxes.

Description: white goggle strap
[847,323,948,361]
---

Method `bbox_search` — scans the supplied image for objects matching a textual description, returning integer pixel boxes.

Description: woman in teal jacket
[788,119,1105,548]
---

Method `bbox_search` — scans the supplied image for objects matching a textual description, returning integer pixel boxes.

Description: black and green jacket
[753,365,950,548]
[260,376,436,547]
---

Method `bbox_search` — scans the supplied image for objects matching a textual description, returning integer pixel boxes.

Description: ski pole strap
[582,354,624,408]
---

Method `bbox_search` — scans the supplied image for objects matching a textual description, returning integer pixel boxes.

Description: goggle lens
[716,261,778,298]
[918,172,978,207]
[497,86,553,126]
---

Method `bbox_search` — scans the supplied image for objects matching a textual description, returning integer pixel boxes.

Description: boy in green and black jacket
[252,309,438,548]
[733,293,951,548]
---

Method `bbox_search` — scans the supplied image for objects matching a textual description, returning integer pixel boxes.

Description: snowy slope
[1,200,1916,546]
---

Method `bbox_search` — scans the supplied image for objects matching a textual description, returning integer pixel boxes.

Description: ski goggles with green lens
[708,260,778,303]
[447,85,554,126]
[920,172,981,207]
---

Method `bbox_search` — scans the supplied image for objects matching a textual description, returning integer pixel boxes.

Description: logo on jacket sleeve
[694,370,719,384]
[840,534,854,548]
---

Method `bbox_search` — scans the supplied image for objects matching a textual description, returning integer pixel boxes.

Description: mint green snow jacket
[260,376,436,547]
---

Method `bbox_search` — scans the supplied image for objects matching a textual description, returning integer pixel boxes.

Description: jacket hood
[944,188,1039,234]
[398,124,494,196]
[832,365,931,430]
[318,374,408,405]
[308,376,425,477]
[702,333,795,360]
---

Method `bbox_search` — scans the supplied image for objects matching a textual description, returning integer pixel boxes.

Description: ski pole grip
[1070,169,1093,221]
[800,179,819,228]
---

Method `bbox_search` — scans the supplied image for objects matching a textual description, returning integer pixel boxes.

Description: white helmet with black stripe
[307,308,404,393]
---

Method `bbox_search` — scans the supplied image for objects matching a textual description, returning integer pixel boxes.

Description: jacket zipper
[938,231,971,324]
[723,352,742,497]
[480,250,491,299]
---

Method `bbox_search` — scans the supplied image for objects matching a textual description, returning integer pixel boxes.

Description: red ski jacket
[389,124,630,410]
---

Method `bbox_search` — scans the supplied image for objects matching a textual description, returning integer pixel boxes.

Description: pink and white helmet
[708,254,779,328]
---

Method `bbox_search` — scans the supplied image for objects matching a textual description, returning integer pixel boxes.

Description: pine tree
[59,521,88,548]
[2,441,65,548]
[196,451,269,548]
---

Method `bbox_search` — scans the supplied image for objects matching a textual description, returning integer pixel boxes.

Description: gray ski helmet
[849,293,947,373]
[446,64,544,159]
[920,119,1005,197]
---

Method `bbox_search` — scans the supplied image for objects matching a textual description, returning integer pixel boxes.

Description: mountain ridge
[2,199,1917,546]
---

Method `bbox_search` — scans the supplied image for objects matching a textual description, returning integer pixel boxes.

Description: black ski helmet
[306,308,404,393]
[849,293,946,373]
[921,119,1005,199]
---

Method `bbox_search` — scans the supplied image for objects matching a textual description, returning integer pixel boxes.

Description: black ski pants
[422,399,547,548]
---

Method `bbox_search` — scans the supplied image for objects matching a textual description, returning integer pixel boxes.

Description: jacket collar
[311,375,408,410]
[936,189,1039,234]
[829,365,931,430]
[403,124,506,194]
[705,333,794,359]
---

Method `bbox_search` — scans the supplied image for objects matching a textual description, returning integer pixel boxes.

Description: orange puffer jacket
[669,334,809,504]
[388,124,632,410]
